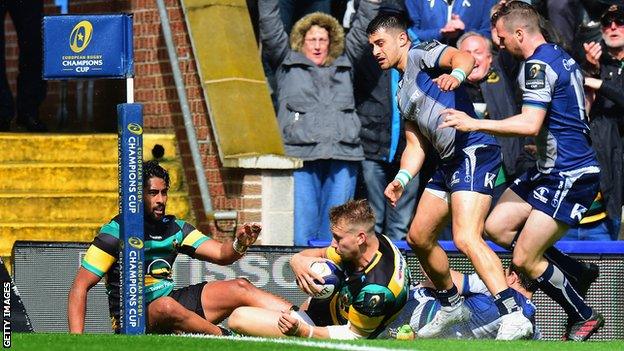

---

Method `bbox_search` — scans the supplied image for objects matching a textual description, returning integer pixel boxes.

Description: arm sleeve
[412,41,448,69]
[178,220,211,257]
[519,60,554,109]
[258,0,290,69]
[348,285,395,335]
[344,0,380,63]
[597,78,624,109]
[81,227,119,277]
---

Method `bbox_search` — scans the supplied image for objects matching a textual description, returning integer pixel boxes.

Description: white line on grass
[177,334,417,351]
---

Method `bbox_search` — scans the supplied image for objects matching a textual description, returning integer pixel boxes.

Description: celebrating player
[68,160,293,334]
[367,12,533,340]
[439,1,604,341]
[227,199,410,339]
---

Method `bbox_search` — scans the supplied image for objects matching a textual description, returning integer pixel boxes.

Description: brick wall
[3,0,262,240]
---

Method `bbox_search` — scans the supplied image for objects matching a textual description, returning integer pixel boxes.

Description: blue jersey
[519,43,598,172]
[397,40,498,161]
[383,274,539,339]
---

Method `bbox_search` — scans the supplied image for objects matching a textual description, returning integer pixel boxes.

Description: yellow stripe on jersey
[383,235,407,297]
[144,275,160,287]
[82,245,116,277]
[348,307,384,334]
[325,247,343,265]
[364,251,382,274]
[579,212,607,224]
[181,229,209,248]
[330,293,341,324]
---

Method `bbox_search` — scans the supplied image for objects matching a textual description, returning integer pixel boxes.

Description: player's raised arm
[193,222,262,265]
[432,46,475,91]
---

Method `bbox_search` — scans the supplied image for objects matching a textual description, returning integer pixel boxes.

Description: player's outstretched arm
[385,121,426,207]
[439,105,546,137]
[194,222,262,265]
[68,267,102,333]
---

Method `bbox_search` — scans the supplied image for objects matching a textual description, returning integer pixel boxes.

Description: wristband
[394,169,413,189]
[307,325,314,338]
[232,238,247,255]
[450,68,467,83]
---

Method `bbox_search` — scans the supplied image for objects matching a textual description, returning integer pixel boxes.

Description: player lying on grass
[382,264,539,340]
[68,160,293,335]
[227,199,410,339]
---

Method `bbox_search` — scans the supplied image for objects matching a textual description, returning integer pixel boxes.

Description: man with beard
[68,160,293,334]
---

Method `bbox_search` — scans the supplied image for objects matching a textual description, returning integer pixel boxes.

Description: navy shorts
[426,144,501,198]
[509,166,600,226]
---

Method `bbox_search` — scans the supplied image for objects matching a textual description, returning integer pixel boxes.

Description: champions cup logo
[127,123,143,135]
[69,20,93,53]
[128,237,144,249]
[529,64,541,78]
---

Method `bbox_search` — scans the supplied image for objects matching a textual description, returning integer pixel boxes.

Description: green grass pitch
[8,333,624,351]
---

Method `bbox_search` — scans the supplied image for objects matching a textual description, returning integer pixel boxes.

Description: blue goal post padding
[117,103,145,334]
[308,239,624,255]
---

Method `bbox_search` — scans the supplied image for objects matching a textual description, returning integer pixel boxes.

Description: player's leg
[484,188,532,248]
[228,307,286,337]
[147,296,222,335]
[200,278,293,324]
[406,189,451,290]
[513,211,604,341]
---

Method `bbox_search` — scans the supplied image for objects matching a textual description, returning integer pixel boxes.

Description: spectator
[353,3,420,241]
[0,0,47,132]
[405,0,497,46]
[582,3,624,241]
[259,0,380,245]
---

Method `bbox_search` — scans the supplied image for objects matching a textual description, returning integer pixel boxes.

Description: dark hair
[509,263,539,293]
[366,12,409,36]
[490,0,541,34]
[329,199,376,235]
[143,160,170,189]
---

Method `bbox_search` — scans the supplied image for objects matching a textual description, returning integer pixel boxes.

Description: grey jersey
[397,41,495,160]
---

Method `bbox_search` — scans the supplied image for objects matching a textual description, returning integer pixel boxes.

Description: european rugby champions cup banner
[43,14,133,79]
[43,14,145,334]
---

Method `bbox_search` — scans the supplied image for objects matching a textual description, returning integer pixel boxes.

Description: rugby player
[383,265,539,340]
[366,11,533,340]
[68,160,293,334]
[227,199,410,339]
[439,1,605,341]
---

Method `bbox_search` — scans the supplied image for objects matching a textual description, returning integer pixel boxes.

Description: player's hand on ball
[384,180,404,207]
[290,254,326,296]
[438,108,477,132]
[235,222,262,247]
[433,73,461,91]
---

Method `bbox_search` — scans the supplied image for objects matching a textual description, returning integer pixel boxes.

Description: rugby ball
[309,261,343,300]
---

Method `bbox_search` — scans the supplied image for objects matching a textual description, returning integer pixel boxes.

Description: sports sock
[536,262,593,321]
[494,287,520,316]
[436,284,460,307]
[544,246,582,286]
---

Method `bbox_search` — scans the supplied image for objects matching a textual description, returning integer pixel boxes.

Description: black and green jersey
[324,234,410,338]
[81,214,211,330]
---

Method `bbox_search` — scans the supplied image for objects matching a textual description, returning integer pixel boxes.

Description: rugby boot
[417,298,470,338]
[563,310,604,341]
[496,310,533,340]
